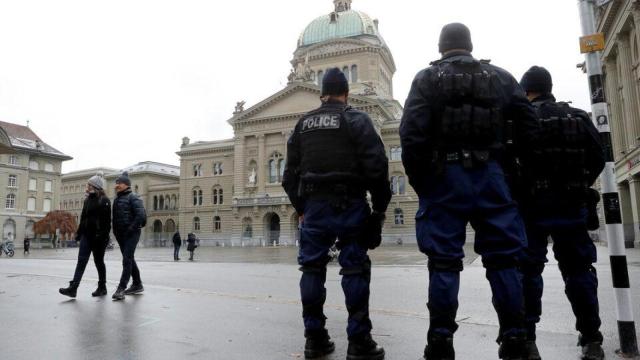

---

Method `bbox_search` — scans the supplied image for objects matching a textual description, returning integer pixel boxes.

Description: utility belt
[302,182,366,199]
[528,178,589,199]
[434,149,494,170]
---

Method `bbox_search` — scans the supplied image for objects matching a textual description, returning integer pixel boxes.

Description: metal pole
[578,0,639,356]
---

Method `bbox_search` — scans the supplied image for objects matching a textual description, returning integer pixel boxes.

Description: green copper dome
[298,10,383,47]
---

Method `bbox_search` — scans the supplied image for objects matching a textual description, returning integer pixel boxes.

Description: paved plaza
[0,244,639,359]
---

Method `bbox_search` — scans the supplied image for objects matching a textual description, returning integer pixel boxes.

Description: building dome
[298,8,384,47]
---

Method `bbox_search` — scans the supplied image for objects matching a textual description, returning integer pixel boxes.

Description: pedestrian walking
[59,172,111,298]
[518,66,605,360]
[111,172,147,301]
[172,231,182,261]
[23,237,30,255]
[400,23,539,359]
[186,233,198,261]
[283,68,391,360]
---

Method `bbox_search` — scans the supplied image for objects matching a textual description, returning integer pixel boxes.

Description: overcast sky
[0,0,591,173]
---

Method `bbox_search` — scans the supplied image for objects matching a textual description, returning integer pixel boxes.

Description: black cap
[321,68,349,96]
[520,66,553,94]
[115,171,131,187]
[438,23,473,53]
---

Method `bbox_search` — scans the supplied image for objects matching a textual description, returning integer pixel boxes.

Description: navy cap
[439,23,473,53]
[321,68,349,96]
[520,66,553,94]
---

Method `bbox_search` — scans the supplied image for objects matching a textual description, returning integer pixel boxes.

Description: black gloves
[362,211,386,250]
[586,188,601,231]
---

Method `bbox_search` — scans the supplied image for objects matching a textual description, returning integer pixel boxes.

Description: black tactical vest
[432,58,505,152]
[298,105,358,183]
[528,100,591,194]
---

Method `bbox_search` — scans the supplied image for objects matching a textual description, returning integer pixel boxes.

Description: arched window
[213,188,223,205]
[269,152,284,183]
[242,218,253,238]
[317,70,324,85]
[351,65,358,83]
[5,194,15,209]
[164,195,170,210]
[394,208,404,225]
[390,146,402,161]
[342,66,350,82]
[153,196,158,210]
[213,162,223,175]
[213,216,221,232]
[193,217,200,231]
[390,175,406,195]
[171,195,178,209]
[159,196,164,210]
[193,163,202,177]
[193,188,203,206]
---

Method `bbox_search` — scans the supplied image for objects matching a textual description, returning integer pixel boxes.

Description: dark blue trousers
[115,229,142,289]
[298,198,372,338]
[71,235,107,286]
[521,205,601,342]
[415,161,527,339]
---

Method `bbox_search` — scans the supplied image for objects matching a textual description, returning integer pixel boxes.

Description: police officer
[400,23,539,359]
[283,68,391,360]
[519,66,605,360]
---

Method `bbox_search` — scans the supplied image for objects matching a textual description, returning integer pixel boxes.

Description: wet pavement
[0,244,639,359]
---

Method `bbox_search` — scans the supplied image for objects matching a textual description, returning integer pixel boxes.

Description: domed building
[176,0,417,246]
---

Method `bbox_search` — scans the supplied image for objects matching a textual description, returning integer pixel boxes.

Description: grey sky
[0,0,590,173]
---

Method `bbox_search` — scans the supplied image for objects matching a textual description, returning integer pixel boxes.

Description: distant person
[172,231,182,261]
[59,172,111,298]
[186,233,198,261]
[23,237,30,255]
[111,172,147,301]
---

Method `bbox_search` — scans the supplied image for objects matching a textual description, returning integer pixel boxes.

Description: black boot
[524,340,541,360]
[347,333,385,360]
[92,283,107,297]
[498,334,526,360]
[424,333,455,360]
[112,286,126,301]
[123,283,144,295]
[59,281,78,298]
[304,329,335,359]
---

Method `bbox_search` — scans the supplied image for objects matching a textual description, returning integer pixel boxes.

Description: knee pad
[559,260,595,277]
[482,255,518,270]
[299,264,327,274]
[428,258,463,273]
[339,260,371,276]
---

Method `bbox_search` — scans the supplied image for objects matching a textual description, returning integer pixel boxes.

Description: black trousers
[71,235,107,286]
[115,229,141,288]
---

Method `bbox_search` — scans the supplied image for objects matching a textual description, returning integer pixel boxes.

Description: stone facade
[175,0,417,246]
[597,0,640,247]
[0,121,71,246]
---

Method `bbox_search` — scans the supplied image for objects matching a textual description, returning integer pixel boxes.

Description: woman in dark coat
[172,231,181,261]
[186,233,198,261]
[59,173,111,298]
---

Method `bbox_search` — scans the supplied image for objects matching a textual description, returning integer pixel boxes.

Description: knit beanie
[115,171,131,187]
[438,23,473,53]
[87,171,105,190]
[321,68,349,96]
[520,66,553,94]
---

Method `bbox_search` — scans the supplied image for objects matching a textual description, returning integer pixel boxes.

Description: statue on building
[234,101,246,114]
[248,167,257,185]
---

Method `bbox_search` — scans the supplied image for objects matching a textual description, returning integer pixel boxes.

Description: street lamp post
[577,0,639,356]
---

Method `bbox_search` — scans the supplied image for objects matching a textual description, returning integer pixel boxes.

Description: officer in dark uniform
[400,23,539,360]
[283,68,391,360]
[519,66,605,360]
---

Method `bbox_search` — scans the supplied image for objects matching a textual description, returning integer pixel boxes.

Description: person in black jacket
[186,233,198,261]
[400,23,539,359]
[111,172,147,301]
[518,66,605,360]
[172,231,181,261]
[283,68,391,360]
[59,172,111,298]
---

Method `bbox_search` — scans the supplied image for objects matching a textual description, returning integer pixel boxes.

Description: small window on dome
[367,26,374,34]
[330,13,338,23]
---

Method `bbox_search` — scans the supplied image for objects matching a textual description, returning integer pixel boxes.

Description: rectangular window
[43,199,51,212]
[8,175,17,188]
[29,160,39,170]
[27,197,36,211]
[44,163,54,172]
[29,179,37,191]
[8,155,17,165]
[44,180,52,193]
[5,194,15,209]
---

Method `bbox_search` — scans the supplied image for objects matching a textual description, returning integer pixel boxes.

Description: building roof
[298,9,384,47]
[116,161,180,177]
[0,121,72,160]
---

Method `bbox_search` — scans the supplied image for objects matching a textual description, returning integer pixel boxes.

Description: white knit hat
[88,171,105,190]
